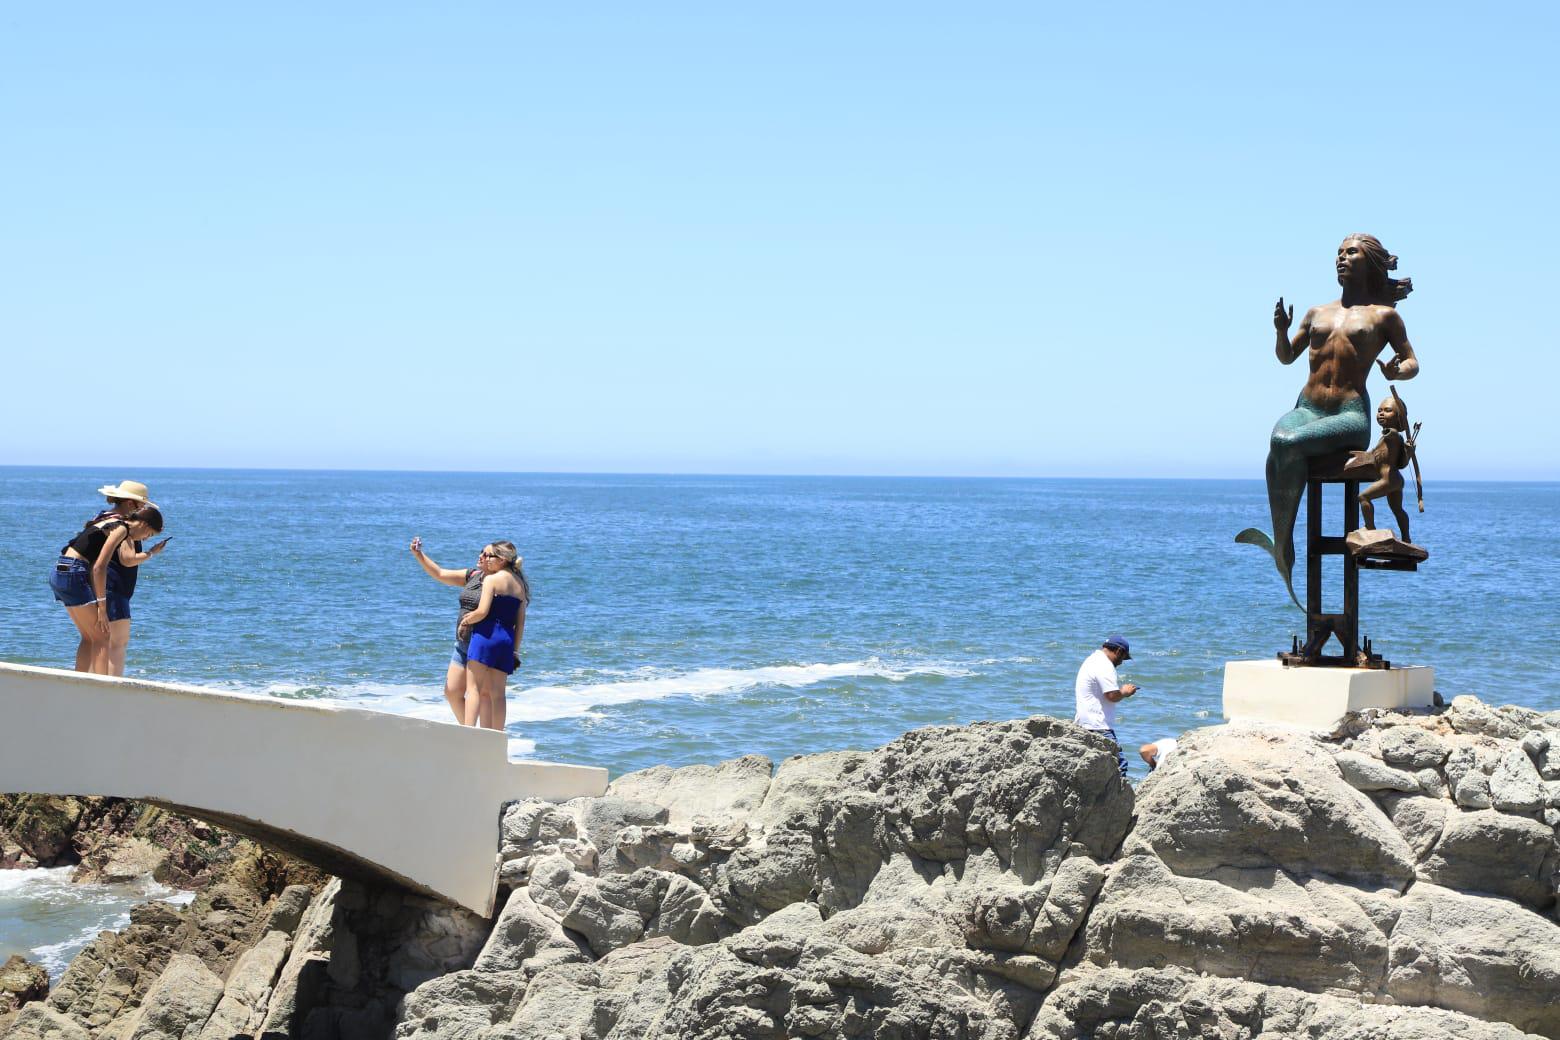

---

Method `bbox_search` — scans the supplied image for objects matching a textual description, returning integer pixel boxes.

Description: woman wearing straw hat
[82,481,173,674]
[51,501,168,674]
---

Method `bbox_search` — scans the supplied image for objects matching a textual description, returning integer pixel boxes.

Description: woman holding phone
[409,536,528,730]
[50,503,168,674]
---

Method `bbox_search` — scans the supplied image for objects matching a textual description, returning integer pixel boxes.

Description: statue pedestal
[1222,660,1435,730]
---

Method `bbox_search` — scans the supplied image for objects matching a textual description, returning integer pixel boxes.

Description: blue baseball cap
[1104,635,1132,660]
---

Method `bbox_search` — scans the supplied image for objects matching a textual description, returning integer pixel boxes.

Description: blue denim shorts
[49,557,95,608]
[105,593,131,622]
[451,640,469,667]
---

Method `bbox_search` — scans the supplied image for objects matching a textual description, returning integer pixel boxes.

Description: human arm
[1104,682,1140,703]
[410,536,468,586]
[457,575,497,638]
[115,538,170,568]
[1375,310,1418,380]
[1274,299,1312,365]
[91,525,131,634]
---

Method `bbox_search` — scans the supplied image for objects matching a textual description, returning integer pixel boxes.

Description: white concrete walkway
[0,662,606,916]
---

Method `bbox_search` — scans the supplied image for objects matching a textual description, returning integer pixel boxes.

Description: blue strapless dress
[467,595,522,674]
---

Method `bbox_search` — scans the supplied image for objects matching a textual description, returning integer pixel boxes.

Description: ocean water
[2,467,1558,972]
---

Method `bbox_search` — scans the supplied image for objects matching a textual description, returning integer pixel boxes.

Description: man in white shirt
[1073,635,1139,778]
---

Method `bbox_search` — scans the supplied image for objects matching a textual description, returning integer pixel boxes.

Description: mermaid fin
[1235,528,1302,609]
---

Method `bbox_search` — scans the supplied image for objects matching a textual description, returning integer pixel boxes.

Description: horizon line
[1,462,1555,485]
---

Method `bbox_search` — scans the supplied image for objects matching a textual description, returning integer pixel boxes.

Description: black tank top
[108,539,141,597]
[64,520,126,565]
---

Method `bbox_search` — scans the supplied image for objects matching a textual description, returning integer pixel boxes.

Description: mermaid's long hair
[1345,234,1413,305]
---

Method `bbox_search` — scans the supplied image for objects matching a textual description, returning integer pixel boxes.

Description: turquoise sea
[2,467,1559,971]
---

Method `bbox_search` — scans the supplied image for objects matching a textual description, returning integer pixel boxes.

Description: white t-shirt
[1074,648,1121,731]
[1149,737,1178,768]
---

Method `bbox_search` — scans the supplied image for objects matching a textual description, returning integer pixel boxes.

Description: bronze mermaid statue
[1237,235,1419,605]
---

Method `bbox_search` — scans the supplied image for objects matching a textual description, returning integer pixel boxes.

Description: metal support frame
[1278,454,1393,669]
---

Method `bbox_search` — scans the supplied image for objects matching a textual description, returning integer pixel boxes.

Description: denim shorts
[49,557,95,608]
[105,593,131,622]
[451,640,469,667]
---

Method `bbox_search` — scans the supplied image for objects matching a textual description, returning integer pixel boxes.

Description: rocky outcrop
[1076,699,1560,1038]
[15,695,1560,1040]
[0,956,49,1021]
[0,797,248,890]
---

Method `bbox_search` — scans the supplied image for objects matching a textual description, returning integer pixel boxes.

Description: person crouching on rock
[455,541,529,731]
[50,505,166,674]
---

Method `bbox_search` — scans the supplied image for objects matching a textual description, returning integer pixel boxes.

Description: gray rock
[560,875,649,957]
[1085,851,1397,995]
[560,869,723,957]
[3,1004,92,1040]
[568,797,669,872]
[257,880,339,1040]
[1380,726,1451,771]
[710,827,818,926]
[526,853,588,919]
[499,800,579,863]
[1030,965,1540,1039]
[606,754,773,830]
[1546,779,1560,809]
[748,750,867,834]
[812,716,1131,916]
[262,885,315,936]
[392,968,526,1040]
[121,954,223,1040]
[1490,749,1547,815]
[472,888,587,972]
[1447,698,1544,741]
[1454,771,1494,810]
[195,931,290,1040]
[1335,749,1422,792]
[1383,795,1449,860]
[1387,883,1560,1036]
[1416,767,1449,799]
[1537,742,1560,782]
[1419,809,1557,909]
[1127,725,1416,885]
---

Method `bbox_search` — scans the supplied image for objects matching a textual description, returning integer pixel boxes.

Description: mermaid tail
[1241,391,1371,612]
[1236,527,1301,608]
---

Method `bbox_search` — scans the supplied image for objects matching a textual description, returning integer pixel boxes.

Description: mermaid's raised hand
[1274,297,1294,333]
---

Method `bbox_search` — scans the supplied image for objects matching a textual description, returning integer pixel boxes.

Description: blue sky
[3,4,1555,477]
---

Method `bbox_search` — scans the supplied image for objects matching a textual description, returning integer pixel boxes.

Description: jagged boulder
[1124,725,1417,885]
[1031,966,1542,1039]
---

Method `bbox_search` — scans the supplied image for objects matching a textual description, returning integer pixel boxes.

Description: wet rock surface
[8,695,1560,1039]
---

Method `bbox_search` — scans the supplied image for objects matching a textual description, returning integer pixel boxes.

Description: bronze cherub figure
[1344,386,1427,560]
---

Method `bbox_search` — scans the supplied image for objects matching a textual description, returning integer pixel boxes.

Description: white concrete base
[0,662,607,916]
[1222,659,1435,731]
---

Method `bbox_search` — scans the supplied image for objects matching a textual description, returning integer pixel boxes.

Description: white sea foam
[228,658,973,728]
[0,867,193,979]
[505,659,972,722]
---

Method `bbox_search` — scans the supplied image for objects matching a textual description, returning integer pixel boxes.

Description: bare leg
[462,666,482,727]
[1387,489,1411,543]
[1361,473,1405,537]
[64,604,103,673]
[467,661,507,731]
[443,661,466,722]
[105,619,131,677]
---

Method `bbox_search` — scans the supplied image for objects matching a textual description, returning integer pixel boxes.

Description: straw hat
[97,480,150,503]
